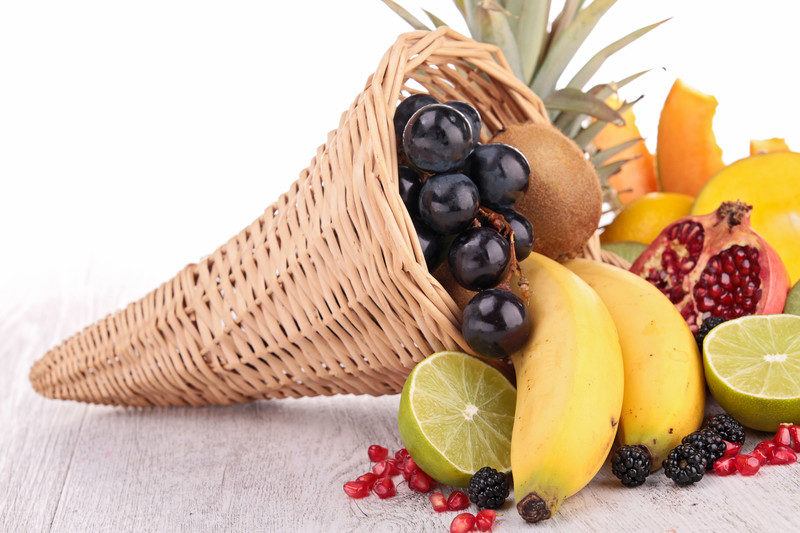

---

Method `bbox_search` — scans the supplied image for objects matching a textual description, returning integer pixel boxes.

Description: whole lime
[785,281,800,315]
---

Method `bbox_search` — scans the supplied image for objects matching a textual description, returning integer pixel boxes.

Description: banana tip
[516,493,551,523]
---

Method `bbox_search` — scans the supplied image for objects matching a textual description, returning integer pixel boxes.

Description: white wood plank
[2,274,799,532]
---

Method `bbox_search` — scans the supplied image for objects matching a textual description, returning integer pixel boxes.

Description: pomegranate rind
[693,152,800,284]
[631,202,789,330]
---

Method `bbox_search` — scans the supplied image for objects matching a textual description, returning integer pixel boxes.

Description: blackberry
[663,444,707,486]
[468,467,509,509]
[694,316,725,349]
[682,429,726,470]
[610,445,652,488]
[704,413,746,445]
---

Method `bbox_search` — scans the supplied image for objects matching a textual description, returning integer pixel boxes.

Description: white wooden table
[2,272,799,532]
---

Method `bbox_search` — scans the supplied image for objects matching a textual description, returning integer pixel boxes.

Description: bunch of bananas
[511,254,705,523]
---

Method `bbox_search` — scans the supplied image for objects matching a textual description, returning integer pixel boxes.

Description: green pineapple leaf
[505,0,551,84]
[544,88,624,125]
[531,0,616,98]
[471,0,524,79]
[567,18,669,90]
[380,0,431,30]
[590,137,643,166]
[596,156,640,183]
[573,95,643,149]
[423,9,450,28]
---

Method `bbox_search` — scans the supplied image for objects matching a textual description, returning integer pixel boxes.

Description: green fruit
[785,281,800,315]
[703,314,800,431]
[601,241,647,264]
[398,351,516,487]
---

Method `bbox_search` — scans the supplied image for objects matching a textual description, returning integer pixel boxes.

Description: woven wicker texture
[30,28,619,407]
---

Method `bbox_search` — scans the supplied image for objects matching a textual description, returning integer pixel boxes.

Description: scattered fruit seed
[774,423,793,447]
[343,481,370,499]
[752,448,768,466]
[767,446,798,465]
[475,509,497,532]
[372,459,400,477]
[395,448,410,464]
[735,454,761,476]
[713,457,737,476]
[402,457,418,481]
[789,426,800,452]
[450,512,477,533]
[373,477,397,499]
[368,445,389,462]
[356,473,378,488]
[447,490,470,511]
[429,491,448,513]
[409,470,435,493]
[722,440,741,457]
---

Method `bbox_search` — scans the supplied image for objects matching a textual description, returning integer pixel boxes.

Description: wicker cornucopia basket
[29,28,627,407]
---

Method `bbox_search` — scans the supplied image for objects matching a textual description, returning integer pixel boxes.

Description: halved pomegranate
[631,201,789,331]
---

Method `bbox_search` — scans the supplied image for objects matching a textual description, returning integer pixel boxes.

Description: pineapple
[380,0,666,215]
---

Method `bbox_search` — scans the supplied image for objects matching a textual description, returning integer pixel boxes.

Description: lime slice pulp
[398,351,516,487]
[703,314,800,431]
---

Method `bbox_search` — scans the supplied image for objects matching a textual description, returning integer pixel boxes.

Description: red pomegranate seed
[722,440,741,457]
[409,469,435,493]
[475,509,497,532]
[712,456,737,476]
[735,454,761,476]
[754,439,776,465]
[368,444,389,462]
[429,491,448,512]
[402,457,418,481]
[343,480,370,499]
[450,513,476,533]
[356,473,378,488]
[790,425,800,452]
[372,459,400,477]
[395,448,410,464]
[774,423,793,447]
[373,477,396,499]
[447,490,470,511]
[768,445,797,465]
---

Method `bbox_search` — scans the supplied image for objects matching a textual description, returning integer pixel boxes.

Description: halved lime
[785,281,800,315]
[398,351,515,487]
[703,315,800,431]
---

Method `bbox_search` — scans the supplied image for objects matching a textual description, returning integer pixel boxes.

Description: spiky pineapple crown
[380,0,667,213]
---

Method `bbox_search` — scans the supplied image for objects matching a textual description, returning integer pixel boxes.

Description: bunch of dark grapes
[394,94,534,359]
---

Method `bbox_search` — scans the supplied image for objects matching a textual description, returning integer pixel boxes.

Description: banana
[511,254,624,523]
[566,259,705,468]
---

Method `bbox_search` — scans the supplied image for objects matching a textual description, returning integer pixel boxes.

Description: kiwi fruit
[493,122,602,261]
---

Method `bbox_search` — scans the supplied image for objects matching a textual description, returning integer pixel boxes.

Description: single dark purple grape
[462,289,531,358]
[414,221,447,271]
[448,227,510,291]
[417,172,480,235]
[470,143,530,207]
[394,94,437,145]
[497,208,534,260]
[398,165,422,217]
[446,101,481,141]
[403,104,475,173]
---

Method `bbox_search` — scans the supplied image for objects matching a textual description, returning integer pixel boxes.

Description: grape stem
[477,206,530,303]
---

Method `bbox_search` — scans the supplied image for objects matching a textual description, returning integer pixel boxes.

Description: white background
[2,0,799,302]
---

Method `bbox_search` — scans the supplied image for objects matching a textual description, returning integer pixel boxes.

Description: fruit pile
[394,94,533,358]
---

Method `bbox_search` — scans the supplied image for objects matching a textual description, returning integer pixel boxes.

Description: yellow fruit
[693,152,800,283]
[566,259,705,468]
[657,80,725,196]
[595,95,658,205]
[512,254,623,523]
[750,138,789,156]
[601,192,694,245]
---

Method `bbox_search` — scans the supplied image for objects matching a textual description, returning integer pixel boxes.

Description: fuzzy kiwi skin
[493,122,602,261]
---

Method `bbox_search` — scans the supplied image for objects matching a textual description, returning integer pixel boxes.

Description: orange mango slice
[657,80,724,196]
[750,138,789,156]
[693,152,800,283]
[595,96,658,204]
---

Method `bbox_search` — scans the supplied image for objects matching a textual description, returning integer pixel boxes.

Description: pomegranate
[450,513,476,533]
[475,509,497,531]
[430,491,448,512]
[368,444,388,462]
[447,490,470,511]
[712,456,737,476]
[630,202,789,331]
